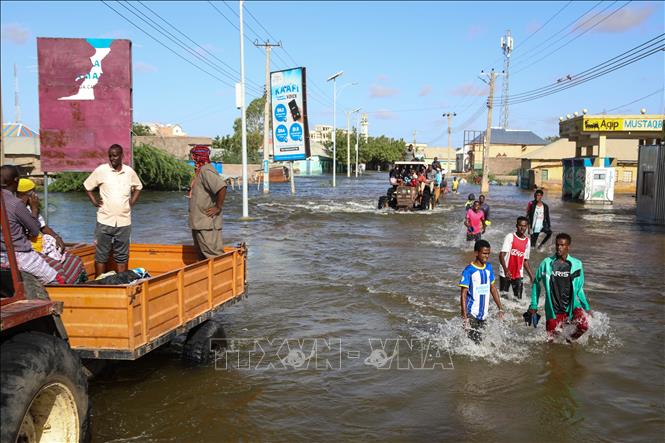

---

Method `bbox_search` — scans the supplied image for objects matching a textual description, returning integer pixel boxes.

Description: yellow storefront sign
[583,118,622,131]
[582,117,664,132]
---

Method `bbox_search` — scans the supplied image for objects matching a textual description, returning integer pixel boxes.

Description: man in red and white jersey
[499,216,535,300]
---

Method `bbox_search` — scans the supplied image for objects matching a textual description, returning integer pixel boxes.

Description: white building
[142,122,187,137]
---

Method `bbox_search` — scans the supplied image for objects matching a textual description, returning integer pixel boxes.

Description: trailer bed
[46,243,247,360]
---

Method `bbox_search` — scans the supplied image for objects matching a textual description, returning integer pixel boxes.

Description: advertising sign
[38,38,132,172]
[582,117,663,132]
[270,67,310,161]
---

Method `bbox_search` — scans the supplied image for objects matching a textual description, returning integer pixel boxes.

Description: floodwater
[48,173,665,442]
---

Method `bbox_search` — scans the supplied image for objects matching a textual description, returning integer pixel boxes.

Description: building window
[642,171,654,197]
[622,170,633,183]
[541,169,549,181]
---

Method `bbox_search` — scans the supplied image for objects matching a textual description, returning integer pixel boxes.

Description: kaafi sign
[38,37,132,172]
[582,116,664,132]
[270,67,310,161]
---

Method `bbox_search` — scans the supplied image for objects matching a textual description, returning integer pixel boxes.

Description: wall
[487,157,521,175]
[473,143,545,169]
[133,135,213,160]
[521,159,637,194]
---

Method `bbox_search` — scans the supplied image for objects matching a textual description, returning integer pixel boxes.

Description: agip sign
[582,116,663,132]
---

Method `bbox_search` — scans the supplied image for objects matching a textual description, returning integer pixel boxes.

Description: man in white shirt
[84,144,142,276]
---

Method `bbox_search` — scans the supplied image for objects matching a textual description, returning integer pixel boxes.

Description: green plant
[48,144,193,192]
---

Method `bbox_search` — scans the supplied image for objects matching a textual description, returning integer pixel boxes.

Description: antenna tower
[500,30,513,129]
[14,64,21,123]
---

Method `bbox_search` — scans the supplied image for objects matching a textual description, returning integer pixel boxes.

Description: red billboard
[38,38,132,172]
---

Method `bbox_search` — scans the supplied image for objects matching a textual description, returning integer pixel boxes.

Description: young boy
[499,216,535,300]
[459,239,505,343]
[464,200,486,242]
[529,233,591,342]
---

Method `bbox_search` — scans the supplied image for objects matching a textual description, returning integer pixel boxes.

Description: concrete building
[465,128,547,170]
[292,141,333,176]
[133,135,213,160]
[420,146,457,172]
[309,124,333,144]
[2,123,41,175]
[519,138,639,193]
[142,122,187,137]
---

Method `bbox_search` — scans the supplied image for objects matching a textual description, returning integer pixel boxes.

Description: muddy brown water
[48,174,664,442]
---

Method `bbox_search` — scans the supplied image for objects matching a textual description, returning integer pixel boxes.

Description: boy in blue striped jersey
[459,239,505,343]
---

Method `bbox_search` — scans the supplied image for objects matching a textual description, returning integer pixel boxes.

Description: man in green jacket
[529,233,591,342]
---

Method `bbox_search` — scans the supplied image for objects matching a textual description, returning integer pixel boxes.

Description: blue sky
[1,1,663,147]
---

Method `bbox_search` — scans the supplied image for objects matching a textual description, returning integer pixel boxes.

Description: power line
[517,1,574,50]
[116,0,265,94]
[600,88,664,114]
[100,0,240,89]
[503,46,663,105]
[498,34,664,104]
[513,1,632,74]
[511,1,604,63]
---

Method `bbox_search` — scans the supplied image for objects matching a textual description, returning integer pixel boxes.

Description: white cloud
[419,85,433,97]
[370,84,399,98]
[135,62,157,73]
[450,82,489,97]
[466,25,485,40]
[376,74,390,82]
[574,4,656,33]
[372,109,398,120]
[1,24,30,44]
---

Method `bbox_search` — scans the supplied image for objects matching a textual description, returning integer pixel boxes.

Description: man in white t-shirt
[499,216,535,300]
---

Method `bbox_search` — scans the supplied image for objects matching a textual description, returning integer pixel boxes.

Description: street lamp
[354,108,362,177]
[326,71,343,186]
[346,105,361,178]
[443,112,457,175]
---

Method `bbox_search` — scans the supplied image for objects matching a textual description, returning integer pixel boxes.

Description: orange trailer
[45,243,247,360]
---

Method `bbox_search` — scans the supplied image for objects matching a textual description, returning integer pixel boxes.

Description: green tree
[324,130,405,169]
[132,122,154,136]
[212,95,266,164]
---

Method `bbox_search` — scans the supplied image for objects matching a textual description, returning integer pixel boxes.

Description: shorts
[546,308,589,340]
[467,316,485,344]
[466,232,482,242]
[499,276,524,299]
[94,222,131,264]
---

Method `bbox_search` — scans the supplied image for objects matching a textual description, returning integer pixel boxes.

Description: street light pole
[346,110,351,178]
[239,0,248,218]
[354,108,361,177]
[326,71,343,187]
[443,112,456,173]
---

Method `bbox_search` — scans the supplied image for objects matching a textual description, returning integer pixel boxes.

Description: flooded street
[49,174,665,442]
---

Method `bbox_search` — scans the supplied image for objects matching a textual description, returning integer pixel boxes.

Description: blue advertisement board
[270,67,310,161]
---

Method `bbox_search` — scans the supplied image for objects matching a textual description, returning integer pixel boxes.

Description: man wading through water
[527,189,552,249]
[499,216,534,300]
[529,233,591,342]
[188,146,227,259]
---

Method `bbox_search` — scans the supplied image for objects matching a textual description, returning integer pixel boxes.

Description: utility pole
[443,112,456,173]
[479,70,501,194]
[254,40,281,194]
[355,109,361,177]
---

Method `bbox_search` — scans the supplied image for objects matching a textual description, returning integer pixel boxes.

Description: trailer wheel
[1,332,90,443]
[182,320,226,364]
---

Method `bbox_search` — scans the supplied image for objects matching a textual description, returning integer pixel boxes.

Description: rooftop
[471,128,546,146]
[2,122,39,138]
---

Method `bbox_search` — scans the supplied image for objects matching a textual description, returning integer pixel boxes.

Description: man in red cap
[188,145,227,259]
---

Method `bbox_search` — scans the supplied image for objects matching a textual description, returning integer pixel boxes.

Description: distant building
[142,122,187,137]
[309,124,333,144]
[292,141,332,176]
[420,146,457,172]
[2,123,41,175]
[465,128,547,170]
[519,138,639,193]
